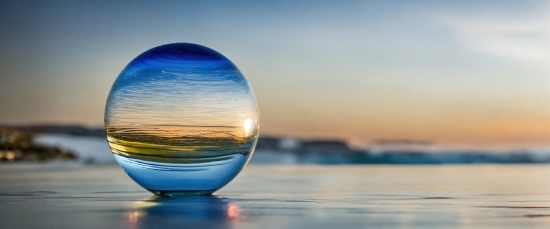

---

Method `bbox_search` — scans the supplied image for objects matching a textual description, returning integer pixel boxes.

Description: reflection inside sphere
[105,43,259,196]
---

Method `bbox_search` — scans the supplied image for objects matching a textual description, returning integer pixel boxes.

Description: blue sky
[0,0,548,147]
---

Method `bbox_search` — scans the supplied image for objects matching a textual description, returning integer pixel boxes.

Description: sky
[0,0,548,148]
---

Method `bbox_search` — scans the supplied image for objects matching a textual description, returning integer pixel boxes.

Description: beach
[0,164,548,228]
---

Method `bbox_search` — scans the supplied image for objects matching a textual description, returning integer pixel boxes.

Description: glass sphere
[105,43,259,196]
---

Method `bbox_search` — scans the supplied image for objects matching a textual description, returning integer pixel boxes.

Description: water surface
[0,165,548,228]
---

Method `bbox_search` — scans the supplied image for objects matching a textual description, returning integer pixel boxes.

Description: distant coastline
[2,124,549,164]
[0,126,77,162]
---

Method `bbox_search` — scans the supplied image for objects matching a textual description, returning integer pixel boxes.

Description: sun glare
[243,119,253,137]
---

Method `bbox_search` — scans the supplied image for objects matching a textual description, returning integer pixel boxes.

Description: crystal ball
[105,43,259,196]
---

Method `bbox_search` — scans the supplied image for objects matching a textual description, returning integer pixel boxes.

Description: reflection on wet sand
[125,195,243,229]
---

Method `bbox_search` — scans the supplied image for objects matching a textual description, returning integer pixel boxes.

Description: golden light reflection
[125,210,146,229]
[127,211,146,223]
[227,202,245,222]
[125,199,156,228]
[128,199,159,209]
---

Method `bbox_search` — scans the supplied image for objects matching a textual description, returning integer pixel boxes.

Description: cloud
[441,12,548,63]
